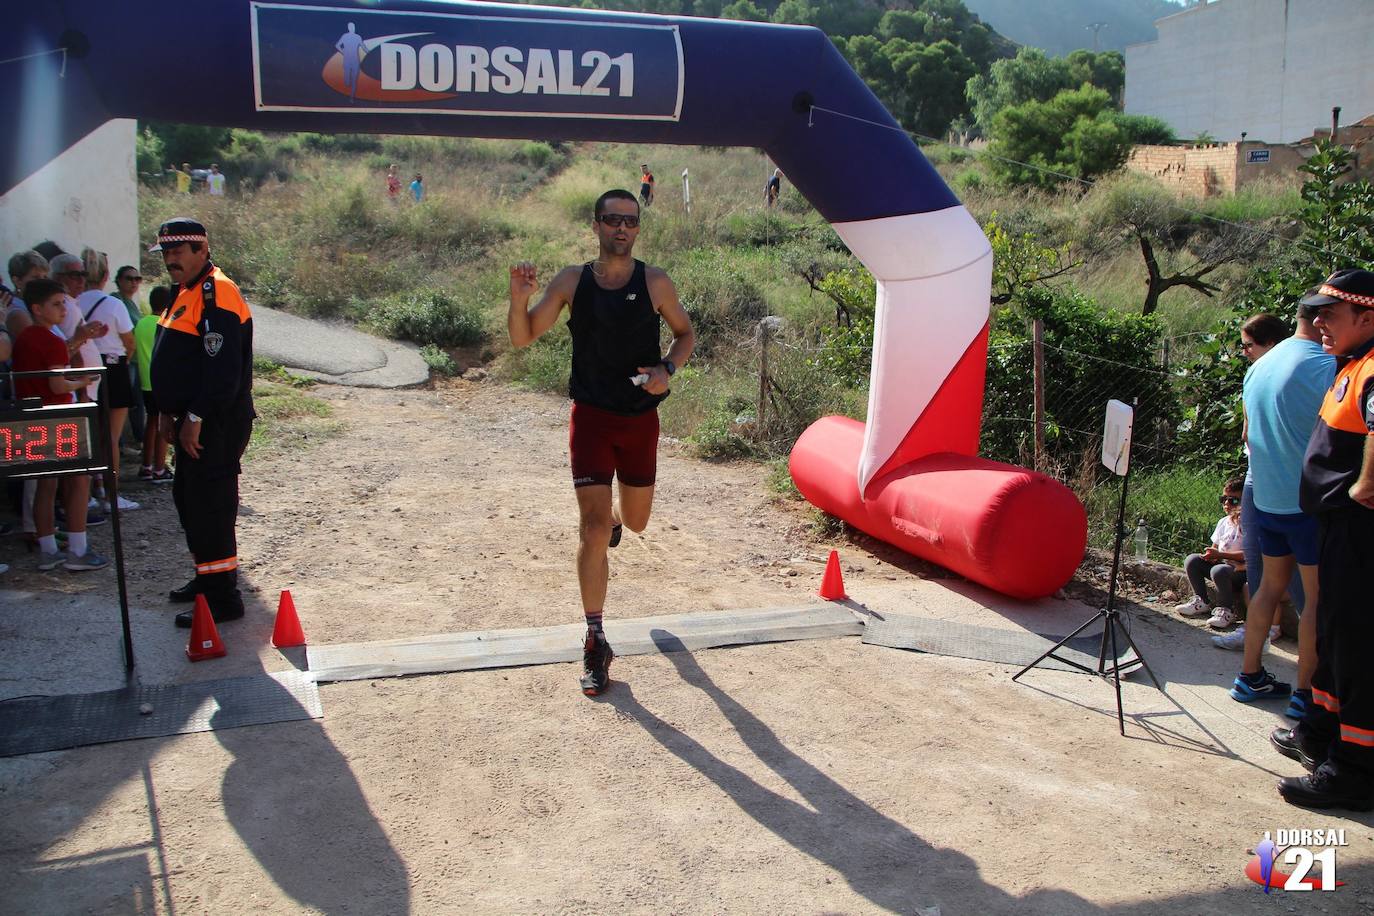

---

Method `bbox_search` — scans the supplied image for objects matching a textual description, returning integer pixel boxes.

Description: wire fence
[744,321,1239,566]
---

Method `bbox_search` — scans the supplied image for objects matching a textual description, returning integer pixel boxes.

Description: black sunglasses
[1220,496,1241,506]
[120,274,143,282]
[597,213,640,228]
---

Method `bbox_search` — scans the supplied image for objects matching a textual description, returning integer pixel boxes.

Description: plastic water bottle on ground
[1133,518,1149,563]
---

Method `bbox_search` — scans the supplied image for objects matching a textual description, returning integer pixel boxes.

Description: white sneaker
[1207,607,1238,630]
[1269,624,1282,641]
[1175,595,1211,618]
[102,495,141,512]
[1212,624,1251,650]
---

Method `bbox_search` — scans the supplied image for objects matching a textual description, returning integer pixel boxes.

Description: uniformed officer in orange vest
[1272,268,1374,810]
[148,218,255,628]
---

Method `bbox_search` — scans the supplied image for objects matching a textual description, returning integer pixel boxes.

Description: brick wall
[1125,143,1239,197]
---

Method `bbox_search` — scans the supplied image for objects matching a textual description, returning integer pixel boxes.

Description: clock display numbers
[0,417,93,466]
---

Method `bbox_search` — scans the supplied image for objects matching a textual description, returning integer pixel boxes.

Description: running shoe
[137,466,155,482]
[609,523,623,548]
[1286,689,1312,721]
[1230,668,1292,703]
[64,549,110,572]
[580,630,614,696]
[36,550,67,572]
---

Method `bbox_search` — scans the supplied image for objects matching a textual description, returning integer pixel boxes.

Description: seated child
[1173,477,1246,629]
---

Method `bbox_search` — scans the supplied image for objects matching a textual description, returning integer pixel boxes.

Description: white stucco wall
[0,119,138,287]
[1125,0,1374,144]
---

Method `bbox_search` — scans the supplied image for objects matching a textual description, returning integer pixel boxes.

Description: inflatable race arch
[5,0,1086,599]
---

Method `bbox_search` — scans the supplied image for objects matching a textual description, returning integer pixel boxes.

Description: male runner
[508,189,694,695]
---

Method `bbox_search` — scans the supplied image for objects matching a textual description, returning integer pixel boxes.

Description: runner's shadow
[601,629,1095,914]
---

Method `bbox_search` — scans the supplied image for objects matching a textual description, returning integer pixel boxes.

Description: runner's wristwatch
[660,359,676,377]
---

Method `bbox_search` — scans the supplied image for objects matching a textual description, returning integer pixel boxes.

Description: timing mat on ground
[307,605,865,682]
[0,670,322,757]
[862,614,1136,673]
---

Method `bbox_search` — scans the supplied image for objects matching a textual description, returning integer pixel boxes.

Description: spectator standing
[639,164,655,207]
[135,286,174,483]
[410,173,424,202]
[765,168,782,208]
[386,164,401,201]
[1273,269,1374,811]
[174,163,192,194]
[149,218,256,627]
[50,253,105,401]
[75,249,139,512]
[5,250,48,338]
[1236,314,1307,637]
[207,164,226,196]
[113,265,147,446]
[13,278,107,571]
[1222,305,1333,714]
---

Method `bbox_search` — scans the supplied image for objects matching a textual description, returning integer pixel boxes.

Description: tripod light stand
[1013,399,1162,735]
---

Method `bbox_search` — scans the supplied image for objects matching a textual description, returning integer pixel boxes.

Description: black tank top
[568,259,666,415]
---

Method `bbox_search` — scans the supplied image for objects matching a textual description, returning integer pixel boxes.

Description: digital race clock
[0,402,103,478]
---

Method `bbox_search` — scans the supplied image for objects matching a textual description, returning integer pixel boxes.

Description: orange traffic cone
[186,595,227,661]
[272,589,306,648]
[819,549,848,601]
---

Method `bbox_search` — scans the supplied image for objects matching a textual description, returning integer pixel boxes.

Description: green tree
[135,126,165,177]
[146,122,232,167]
[720,0,767,21]
[987,85,1129,188]
[966,47,1124,134]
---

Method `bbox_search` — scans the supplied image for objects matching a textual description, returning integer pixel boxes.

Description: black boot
[1278,762,1374,811]
[169,577,202,603]
[1270,726,1327,772]
[174,590,245,628]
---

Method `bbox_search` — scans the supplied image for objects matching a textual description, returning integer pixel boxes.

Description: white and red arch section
[5,0,1085,599]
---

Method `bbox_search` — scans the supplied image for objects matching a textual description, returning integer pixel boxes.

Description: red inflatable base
[789,416,1087,600]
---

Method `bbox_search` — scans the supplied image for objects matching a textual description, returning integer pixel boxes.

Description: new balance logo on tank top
[568,259,666,415]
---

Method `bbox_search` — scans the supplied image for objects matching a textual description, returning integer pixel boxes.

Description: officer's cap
[1300,268,1374,310]
[148,217,208,252]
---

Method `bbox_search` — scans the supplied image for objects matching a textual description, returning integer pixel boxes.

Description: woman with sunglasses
[113,266,147,448]
[1174,477,1248,628]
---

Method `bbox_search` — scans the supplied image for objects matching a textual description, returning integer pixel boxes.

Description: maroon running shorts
[569,402,659,488]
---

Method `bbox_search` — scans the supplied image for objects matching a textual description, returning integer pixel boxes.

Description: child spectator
[12,278,108,571]
[1174,477,1247,628]
[410,173,424,202]
[386,163,401,201]
[135,286,173,483]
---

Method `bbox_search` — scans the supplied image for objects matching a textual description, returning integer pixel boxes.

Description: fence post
[1032,317,1045,471]
[757,318,770,440]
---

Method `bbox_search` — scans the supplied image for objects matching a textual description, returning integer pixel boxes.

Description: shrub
[365,289,487,347]
[671,249,767,355]
[420,344,459,376]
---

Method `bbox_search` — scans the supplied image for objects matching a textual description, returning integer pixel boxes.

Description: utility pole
[1085,21,1108,52]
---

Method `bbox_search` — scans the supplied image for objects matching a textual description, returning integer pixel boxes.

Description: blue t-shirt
[1243,337,1335,514]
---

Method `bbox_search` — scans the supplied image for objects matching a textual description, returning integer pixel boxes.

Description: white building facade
[1124,0,1374,144]
[0,120,139,287]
